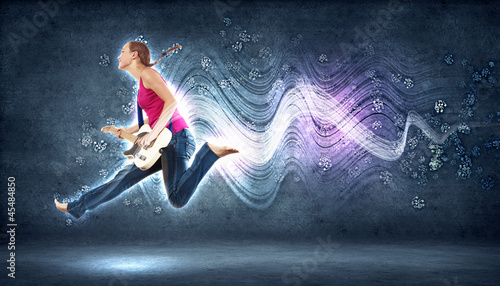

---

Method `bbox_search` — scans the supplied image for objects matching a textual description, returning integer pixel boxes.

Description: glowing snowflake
[408,137,418,149]
[239,30,251,42]
[457,156,472,179]
[458,122,471,134]
[372,120,382,130]
[404,78,414,88]
[106,118,120,125]
[82,121,93,131]
[471,146,480,157]
[463,93,477,106]
[80,107,91,117]
[75,156,85,166]
[122,103,134,115]
[379,171,392,184]
[229,77,239,87]
[460,107,473,119]
[429,144,444,156]
[365,130,374,140]
[272,79,284,91]
[476,166,483,175]
[259,47,272,58]
[435,100,447,113]
[81,135,92,147]
[187,78,196,88]
[274,174,284,182]
[365,70,376,79]
[252,33,261,43]
[348,167,360,178]
[232,41,243,52]
[372,98,384,113]
[318,157,332,172]
[219,79,230,89]
[400,159,412,174]
[99,54,110,67]
[99,169,108,177]
[291,34,302,46]
[394,114,405,128]
[441,123,450,133]
[444,54,453,65]
[481,177,495,191]
[201,56,212,71]
[135,35,147,43]
[116,87,128,98]
[429,157,443,171]
[391,73,402,83]
[412,196,425,209]
[93,140,107,152]
[197,85,209,96]
[249,68,261,80]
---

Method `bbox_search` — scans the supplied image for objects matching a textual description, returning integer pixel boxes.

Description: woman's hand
[137,132,156,148]
[114,126,137,139]
[114,127,125,139]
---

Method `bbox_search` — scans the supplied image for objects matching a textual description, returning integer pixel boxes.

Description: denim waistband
[168,128,189,146]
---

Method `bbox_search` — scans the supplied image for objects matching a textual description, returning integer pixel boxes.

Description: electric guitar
[101,125,172,170]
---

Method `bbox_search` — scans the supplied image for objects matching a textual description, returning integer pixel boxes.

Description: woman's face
[117,43,136,70]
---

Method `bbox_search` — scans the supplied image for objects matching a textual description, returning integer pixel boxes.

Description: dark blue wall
[1,0,499,244]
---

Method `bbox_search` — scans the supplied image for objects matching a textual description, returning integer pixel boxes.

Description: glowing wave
[158,49,457,209]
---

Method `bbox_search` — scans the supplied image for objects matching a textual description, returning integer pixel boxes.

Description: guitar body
[124,125,172,170]
[101,125,172,171]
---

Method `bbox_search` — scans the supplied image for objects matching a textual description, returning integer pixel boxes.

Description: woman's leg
[66,162,162,219]
[161,129,220,208]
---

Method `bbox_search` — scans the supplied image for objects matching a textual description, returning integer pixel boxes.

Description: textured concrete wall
[1,0,499,244]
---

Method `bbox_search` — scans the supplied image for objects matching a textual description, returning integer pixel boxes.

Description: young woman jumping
[55,41,238,219]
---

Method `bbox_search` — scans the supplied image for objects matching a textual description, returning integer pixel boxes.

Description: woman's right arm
[114,118,150,139]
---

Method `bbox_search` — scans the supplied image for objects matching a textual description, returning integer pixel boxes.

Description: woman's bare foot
[207,142,239,158]
[54,199,68,213]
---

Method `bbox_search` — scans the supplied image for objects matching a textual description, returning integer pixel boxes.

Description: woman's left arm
[137,68,178,147]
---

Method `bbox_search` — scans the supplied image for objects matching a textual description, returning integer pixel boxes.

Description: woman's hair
[127,41,164,67]
[127,41,181,67]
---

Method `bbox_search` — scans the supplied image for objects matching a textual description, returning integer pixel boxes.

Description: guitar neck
[102,126,138,143]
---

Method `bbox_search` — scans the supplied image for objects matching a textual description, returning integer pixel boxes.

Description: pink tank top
[137,68,188,133]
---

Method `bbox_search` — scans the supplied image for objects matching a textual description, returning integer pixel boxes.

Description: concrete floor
[2,239,499,286]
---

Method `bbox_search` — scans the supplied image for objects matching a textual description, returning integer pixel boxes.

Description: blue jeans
[67,129,219,219]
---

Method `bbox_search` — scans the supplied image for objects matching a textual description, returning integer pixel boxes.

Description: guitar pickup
[136,154,147,161]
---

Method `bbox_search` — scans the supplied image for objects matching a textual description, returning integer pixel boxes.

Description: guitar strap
[137,102,144,128]
[168,117,173,132]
